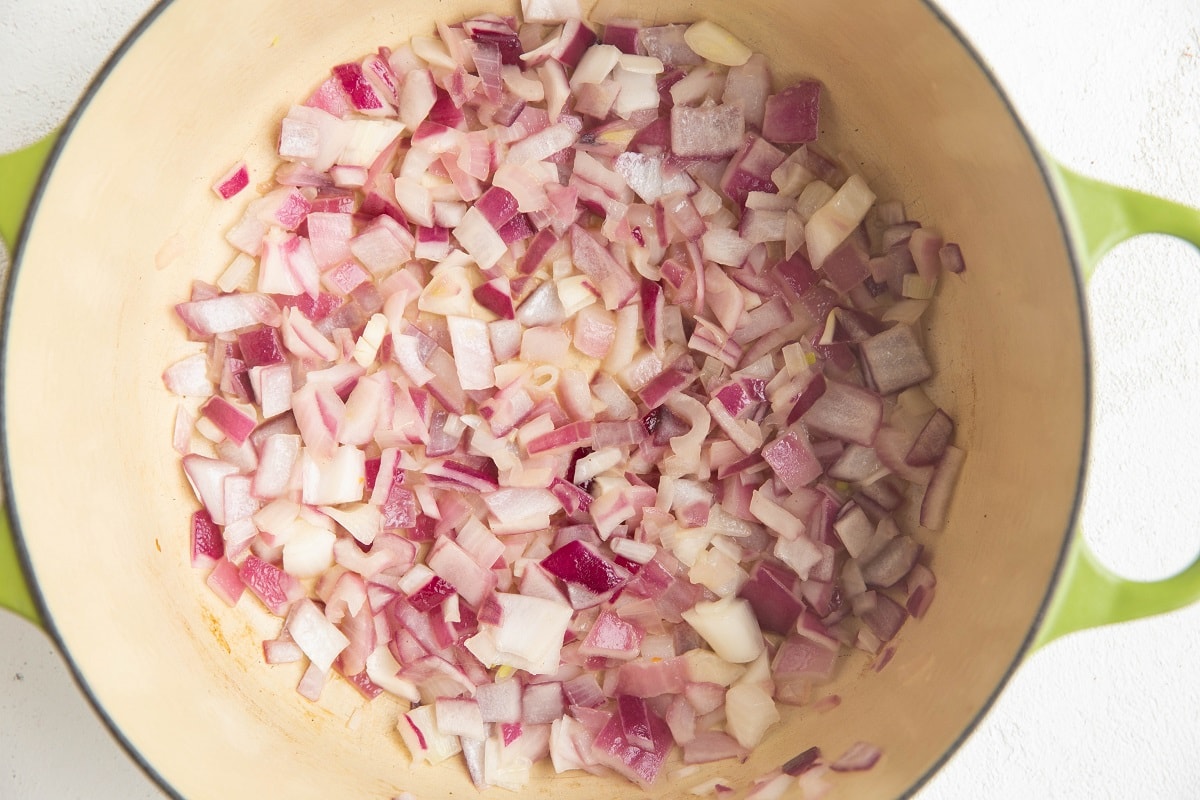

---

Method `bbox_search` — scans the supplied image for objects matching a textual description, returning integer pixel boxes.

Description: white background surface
[2,1,1200,798]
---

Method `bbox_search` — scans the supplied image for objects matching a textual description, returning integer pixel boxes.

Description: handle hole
[1083,233,1200,580]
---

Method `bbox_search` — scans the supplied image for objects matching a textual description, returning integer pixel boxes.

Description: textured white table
[2,1,1200,798]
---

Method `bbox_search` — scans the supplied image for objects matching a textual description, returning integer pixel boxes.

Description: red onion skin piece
[630,115,671,153]
[831,306,885,343]
[527,420,594,454]
[362,52,400,105]
[550,477,594,516]
[905,563,938,619]
[273,291,341,323]
[381,483,417,529]
[732,296,793,345]
[562,672,605,708]
[475,185,520,230]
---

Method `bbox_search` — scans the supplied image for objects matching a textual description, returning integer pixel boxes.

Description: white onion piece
[724,682,780,749]
[683,20,752,67]
[570,44,621,90]
[399,705,463,765]
[286,598,349,672]
[465,593,573,675]
[612,65,660,118]
[521,0,582,23]
[680,597,764,664]
[805,174,876,268]
[162,353,214,397]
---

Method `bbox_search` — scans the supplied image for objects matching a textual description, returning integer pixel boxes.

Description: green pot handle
[1035,161,1200,648]
[0,132,59,627]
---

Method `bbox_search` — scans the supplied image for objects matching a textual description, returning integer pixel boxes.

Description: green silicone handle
[1035,161,1200,648]
[0,132,59,627]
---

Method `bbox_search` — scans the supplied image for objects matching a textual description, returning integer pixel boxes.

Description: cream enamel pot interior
[3,0,1200,798]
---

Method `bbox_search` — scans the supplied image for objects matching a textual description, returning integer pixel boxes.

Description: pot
[1,0,1199,798]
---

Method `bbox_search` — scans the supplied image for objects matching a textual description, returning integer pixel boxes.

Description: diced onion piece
[920,446,966,531]
[286,598,349,672]
[522,0,582,23]
[399,705,463,765]
[681,597,763,663]
[805,174,876,268]
[683,20,752,67]
[724,681,780,749]
[465,593,573,675]
[212,161,250,199]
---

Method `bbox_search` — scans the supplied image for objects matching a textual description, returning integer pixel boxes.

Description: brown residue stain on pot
[200,606,231,654]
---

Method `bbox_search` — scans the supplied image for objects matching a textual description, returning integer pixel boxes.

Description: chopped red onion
[920,445,967,531]
[212,161,250,200]
[829,741,883,773]
[762,81,822,144]
[173,9,975,791]
[671,102,746,159]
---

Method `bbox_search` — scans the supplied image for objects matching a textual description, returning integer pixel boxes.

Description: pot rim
[0,1,1092,797]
